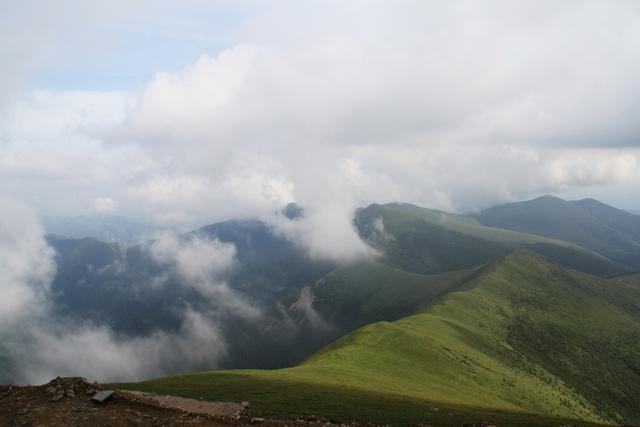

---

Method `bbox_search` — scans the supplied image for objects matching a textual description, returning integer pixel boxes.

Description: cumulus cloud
[2,1,640,258]
[123,1,640,153]
[93,197,117,213]
[269,203,377,263]
[110,1,640,254]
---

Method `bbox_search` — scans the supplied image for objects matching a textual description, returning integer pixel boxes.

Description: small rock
[17,408,30,416]
[251,417,265,423]
[66,389,75,398]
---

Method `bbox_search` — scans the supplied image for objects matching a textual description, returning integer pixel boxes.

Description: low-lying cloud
[0,198,55,326]
[12,307,227,384]
[0,198,259,384]
[148,232,260,318]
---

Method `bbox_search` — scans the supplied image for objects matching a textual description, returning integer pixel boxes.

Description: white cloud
[0,90,145,217]
[148,232,260,318]
[1,1,640,259]
[93,197,117,213]
[149,233,235,285]
[0,199,248,383]
[269,203,377,263]
[105,1,640,254]
[0,198,55,325]
[15,308,227,383]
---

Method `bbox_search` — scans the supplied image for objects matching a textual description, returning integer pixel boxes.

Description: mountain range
[475,195,640,269]
[118,251,640,425]
[6,195,640,425]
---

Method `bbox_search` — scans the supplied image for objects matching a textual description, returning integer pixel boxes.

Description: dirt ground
[0,377,367,427]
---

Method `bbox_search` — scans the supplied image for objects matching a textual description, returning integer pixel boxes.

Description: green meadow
[115,251,640,426]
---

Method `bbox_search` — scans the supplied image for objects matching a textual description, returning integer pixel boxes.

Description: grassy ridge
[614,271,640,288]
[313,261,480,330]
[115,373,606,427]
[116,251,640,425]
[356,203,625,277]
[361,203,567,245]
[476,196,640,269]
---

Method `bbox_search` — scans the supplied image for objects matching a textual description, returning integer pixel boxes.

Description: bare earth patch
[122,390,249,418]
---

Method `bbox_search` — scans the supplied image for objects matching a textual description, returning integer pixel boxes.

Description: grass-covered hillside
[476,195,640,269]
[311,261,480,333]
[355,202,626,276]
[116,251,640,426]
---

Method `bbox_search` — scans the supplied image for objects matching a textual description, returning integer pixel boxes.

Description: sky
[1,0,640,231]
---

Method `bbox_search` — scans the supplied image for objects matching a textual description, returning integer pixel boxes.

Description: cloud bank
[0,199,258,384]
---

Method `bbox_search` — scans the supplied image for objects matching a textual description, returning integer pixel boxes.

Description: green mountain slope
[574,198,640,242]
[476,196,640,269]
[613,272,640,291]
[312,261,480,332]
[355,202,625,276]
[117,251,640,425]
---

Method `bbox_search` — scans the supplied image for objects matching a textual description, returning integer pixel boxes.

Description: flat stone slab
[122,390,249,418]
[91,390,114,403]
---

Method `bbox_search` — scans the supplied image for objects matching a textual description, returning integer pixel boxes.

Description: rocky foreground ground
[0,377,373,427]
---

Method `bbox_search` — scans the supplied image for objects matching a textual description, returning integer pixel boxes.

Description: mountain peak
[478,249,562,283]
[534,194,564,201]
[281,203,304,220]
[528,194,568,204]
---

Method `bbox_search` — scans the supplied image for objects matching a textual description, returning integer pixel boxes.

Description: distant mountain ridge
[42,215,169,244]
[475,195,640,269]
[356,201,627,276]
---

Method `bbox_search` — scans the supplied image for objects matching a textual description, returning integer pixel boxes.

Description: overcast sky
[1,0,640,229]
